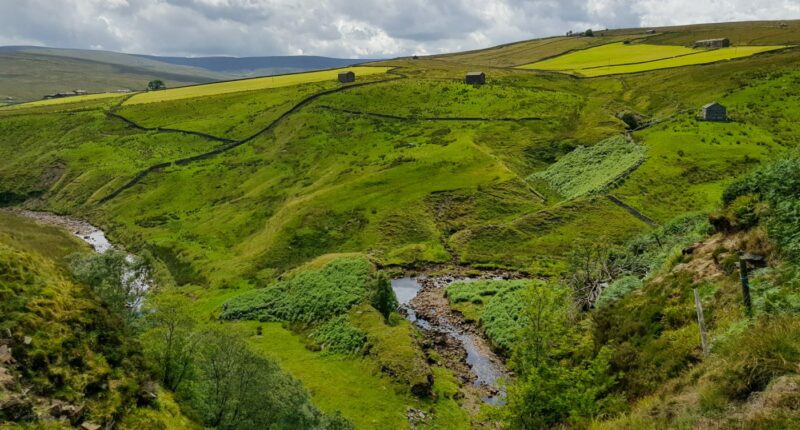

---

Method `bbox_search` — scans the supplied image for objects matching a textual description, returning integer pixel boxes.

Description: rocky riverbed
[392,272,518,409]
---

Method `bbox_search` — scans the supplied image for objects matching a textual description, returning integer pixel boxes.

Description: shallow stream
[391,276,508,404]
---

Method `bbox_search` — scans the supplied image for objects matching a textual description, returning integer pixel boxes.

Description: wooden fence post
[693,288,709,356]
[739,257,753,317]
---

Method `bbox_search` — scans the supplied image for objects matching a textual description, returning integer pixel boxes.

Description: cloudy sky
[1,0,798,58]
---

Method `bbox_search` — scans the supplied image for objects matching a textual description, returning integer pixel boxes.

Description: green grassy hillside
[0,48,228,103]
[2,20,800,430]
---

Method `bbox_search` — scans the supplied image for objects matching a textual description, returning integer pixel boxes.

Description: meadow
[520,42,789,76]
[124,66,393,105]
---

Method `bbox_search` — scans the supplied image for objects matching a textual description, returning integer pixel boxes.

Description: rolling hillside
[135,54,376,77]
[2,20,800,430]
[0,46,373,103]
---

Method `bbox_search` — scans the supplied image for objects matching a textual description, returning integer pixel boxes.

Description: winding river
[391,276,509,405]
[6,209,151,306]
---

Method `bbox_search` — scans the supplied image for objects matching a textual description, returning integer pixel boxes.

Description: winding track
[98,69,409,203]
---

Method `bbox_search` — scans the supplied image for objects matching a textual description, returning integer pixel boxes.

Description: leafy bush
[185,329,352,430]
[221,256,372,323]
[505,284,622,428]
[368,271,398,320]
[614,213,709,277]
[723,154,800,261]
[595,276,643,309]
[532,136,646,199]
[69,249,149,325]
[310,315,366,355]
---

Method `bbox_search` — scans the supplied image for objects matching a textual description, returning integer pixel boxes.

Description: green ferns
[533,136,645,199]
[221,256,372,322]
[447,280,531,352]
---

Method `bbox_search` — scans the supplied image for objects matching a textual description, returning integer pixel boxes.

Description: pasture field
[615,115,784,223]
[317,78,583,120]
[2,91,126,110]
[124,66,394,105]
[577,45,789,76]
[520,42,788,76]
[433,35,635,67]
[521,42,698,71]
[117,80,342,140]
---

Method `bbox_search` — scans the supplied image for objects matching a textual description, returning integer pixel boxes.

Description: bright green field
[125,66,394,105]
[520,42,788,76]
[521,42,698,71]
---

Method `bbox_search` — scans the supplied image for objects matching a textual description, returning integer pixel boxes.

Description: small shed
[694,38,730,48]
[465,71,485,85]
[338,71,356,83]
[701,102,727,121]
[646,29,656,34]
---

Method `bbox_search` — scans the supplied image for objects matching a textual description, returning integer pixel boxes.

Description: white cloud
[0,0,798,58]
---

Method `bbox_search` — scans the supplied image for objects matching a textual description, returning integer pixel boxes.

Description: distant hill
[0,46,374,103]
[135,54,376,78]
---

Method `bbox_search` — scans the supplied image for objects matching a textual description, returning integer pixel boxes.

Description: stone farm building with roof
[338,71,355,83]
[465,72,485,85]
[694,38,731,48]
[701,102,727,121]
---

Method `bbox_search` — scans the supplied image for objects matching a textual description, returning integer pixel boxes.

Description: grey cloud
[0,0,798,58]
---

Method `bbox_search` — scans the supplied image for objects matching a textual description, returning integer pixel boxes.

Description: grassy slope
[0,212,198,429]
[0,50,225,103]
[2,20,800,429]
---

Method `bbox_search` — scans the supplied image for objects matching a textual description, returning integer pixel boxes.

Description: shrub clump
[310,314,366,355]
[221,256,372,323]
[595,276,643,309]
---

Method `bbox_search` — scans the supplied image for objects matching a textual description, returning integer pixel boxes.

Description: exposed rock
[0,395,36,422]
[23,336,32,346]
[406,407,429,429]
[81,421,102,430]
[49,400,85,425]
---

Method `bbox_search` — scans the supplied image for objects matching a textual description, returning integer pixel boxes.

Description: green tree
[141,296,199,391]
[69,250,148,326]
[147,79,166,91]
[504,284,621,429]
[189,329,348,430]
[370,271,398,320]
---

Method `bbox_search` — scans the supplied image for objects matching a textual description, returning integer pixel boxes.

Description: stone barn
[465,71,485,85]
[701,102,727,121]
[694,38,731,48]
[338,71,356,83]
